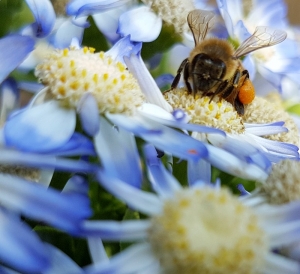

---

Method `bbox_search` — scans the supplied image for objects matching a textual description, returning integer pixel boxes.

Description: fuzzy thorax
[35,47,145,115]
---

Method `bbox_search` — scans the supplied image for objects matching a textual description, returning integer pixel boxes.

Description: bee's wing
[187,9,215,45]
[233,26,287,58]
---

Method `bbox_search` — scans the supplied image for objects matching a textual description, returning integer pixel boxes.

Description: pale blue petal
[67,0,130,17]
[77,93,100,136]
[216,0,234,36]
[92,6,127,43]
[0,148,97,173]
[0,78,19,123]
[139,105,226,136]
[124,53,173,112]
[105,35,142,64]
[44,244,84,274]
[234,20,251,42]
[81,220,150,240]
[242,55,256,81]
[144,144,181,198]
[87,237,108,264]
[207,144,268,181]
[94,115,142,188]
[107,113,209,161]
[257,64,284,93]
[51,132,96,156]
[4,101,76,153]
[0,174,92,234]
[155,74,174,88]
[97,170,162,216]
[25,0,56,37]
[247,1,287,29]
[51,18,85,49]
[263,253,300,274]
[17,81,44,94]
[249,134,299,157]
[244,121,285,127]
[208,134,271,171]
[84,243,156,274]
[118,6,162,42]
[0,35,34,83]
[0,209,49,273]
[188,159,212,185]
[246,125,287,136]
[63,174,89,195]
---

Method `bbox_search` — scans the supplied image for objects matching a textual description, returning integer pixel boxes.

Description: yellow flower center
[164,88,245,134]
[148,187,268,274]
[35,47,145,115]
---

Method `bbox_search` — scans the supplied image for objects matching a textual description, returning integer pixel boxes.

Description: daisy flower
[4,36,230,188]
[80,144,300,274]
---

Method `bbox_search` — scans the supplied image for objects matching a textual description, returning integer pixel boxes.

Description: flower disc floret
[148,187,268,274]
[262,159,300,204]
[35,47,145,115]
[164,88,245,134]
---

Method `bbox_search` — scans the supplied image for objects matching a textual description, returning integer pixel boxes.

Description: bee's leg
[234,97,244,115]
[208,80,229,102]
[183,61,193,95]
[170,58,189,89]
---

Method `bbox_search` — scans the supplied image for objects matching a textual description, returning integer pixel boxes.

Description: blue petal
[94,116,142,188]
[118,6,162,42]
[143,144,181,198]
[0,174,92,234]
[0,78,19,122]
[140,109,226,136]
[81,220,150,240]
[17,81,44,94]
[216,0,235,36]
[25,0,56,37]
[97,170,162,216]
[87,237,108,264]
[44,244,84,274]
[206,144,268,181]
[63,173,89,195]
[247,1,287,29]
[67,0,130,17]
[51,132,96,156]
[124,53,173,112]
[0,35,35,83]
[257,64,285,93]
[208,134,272,171]
[50,18,85,49]
[250,135,299,157]
[188,159,212,185]
[84,243,156,274]
[0,209,49,273]
[78,93,100,136]
[105,35,142,64]
[92,7,126,43]
[246,125,287,136]
[155,74,174,88]
[4,101,76,153]
[107,113,209,161]
[0,148,97,173]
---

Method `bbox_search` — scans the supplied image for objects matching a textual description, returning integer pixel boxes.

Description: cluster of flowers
[2,0,300,273]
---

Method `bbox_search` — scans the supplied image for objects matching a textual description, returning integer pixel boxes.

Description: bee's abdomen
[190,53,226,92]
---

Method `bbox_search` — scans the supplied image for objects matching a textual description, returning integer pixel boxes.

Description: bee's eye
[238,79,255,104]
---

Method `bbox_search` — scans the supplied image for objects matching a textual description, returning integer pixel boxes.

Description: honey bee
[170,9,287,115]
